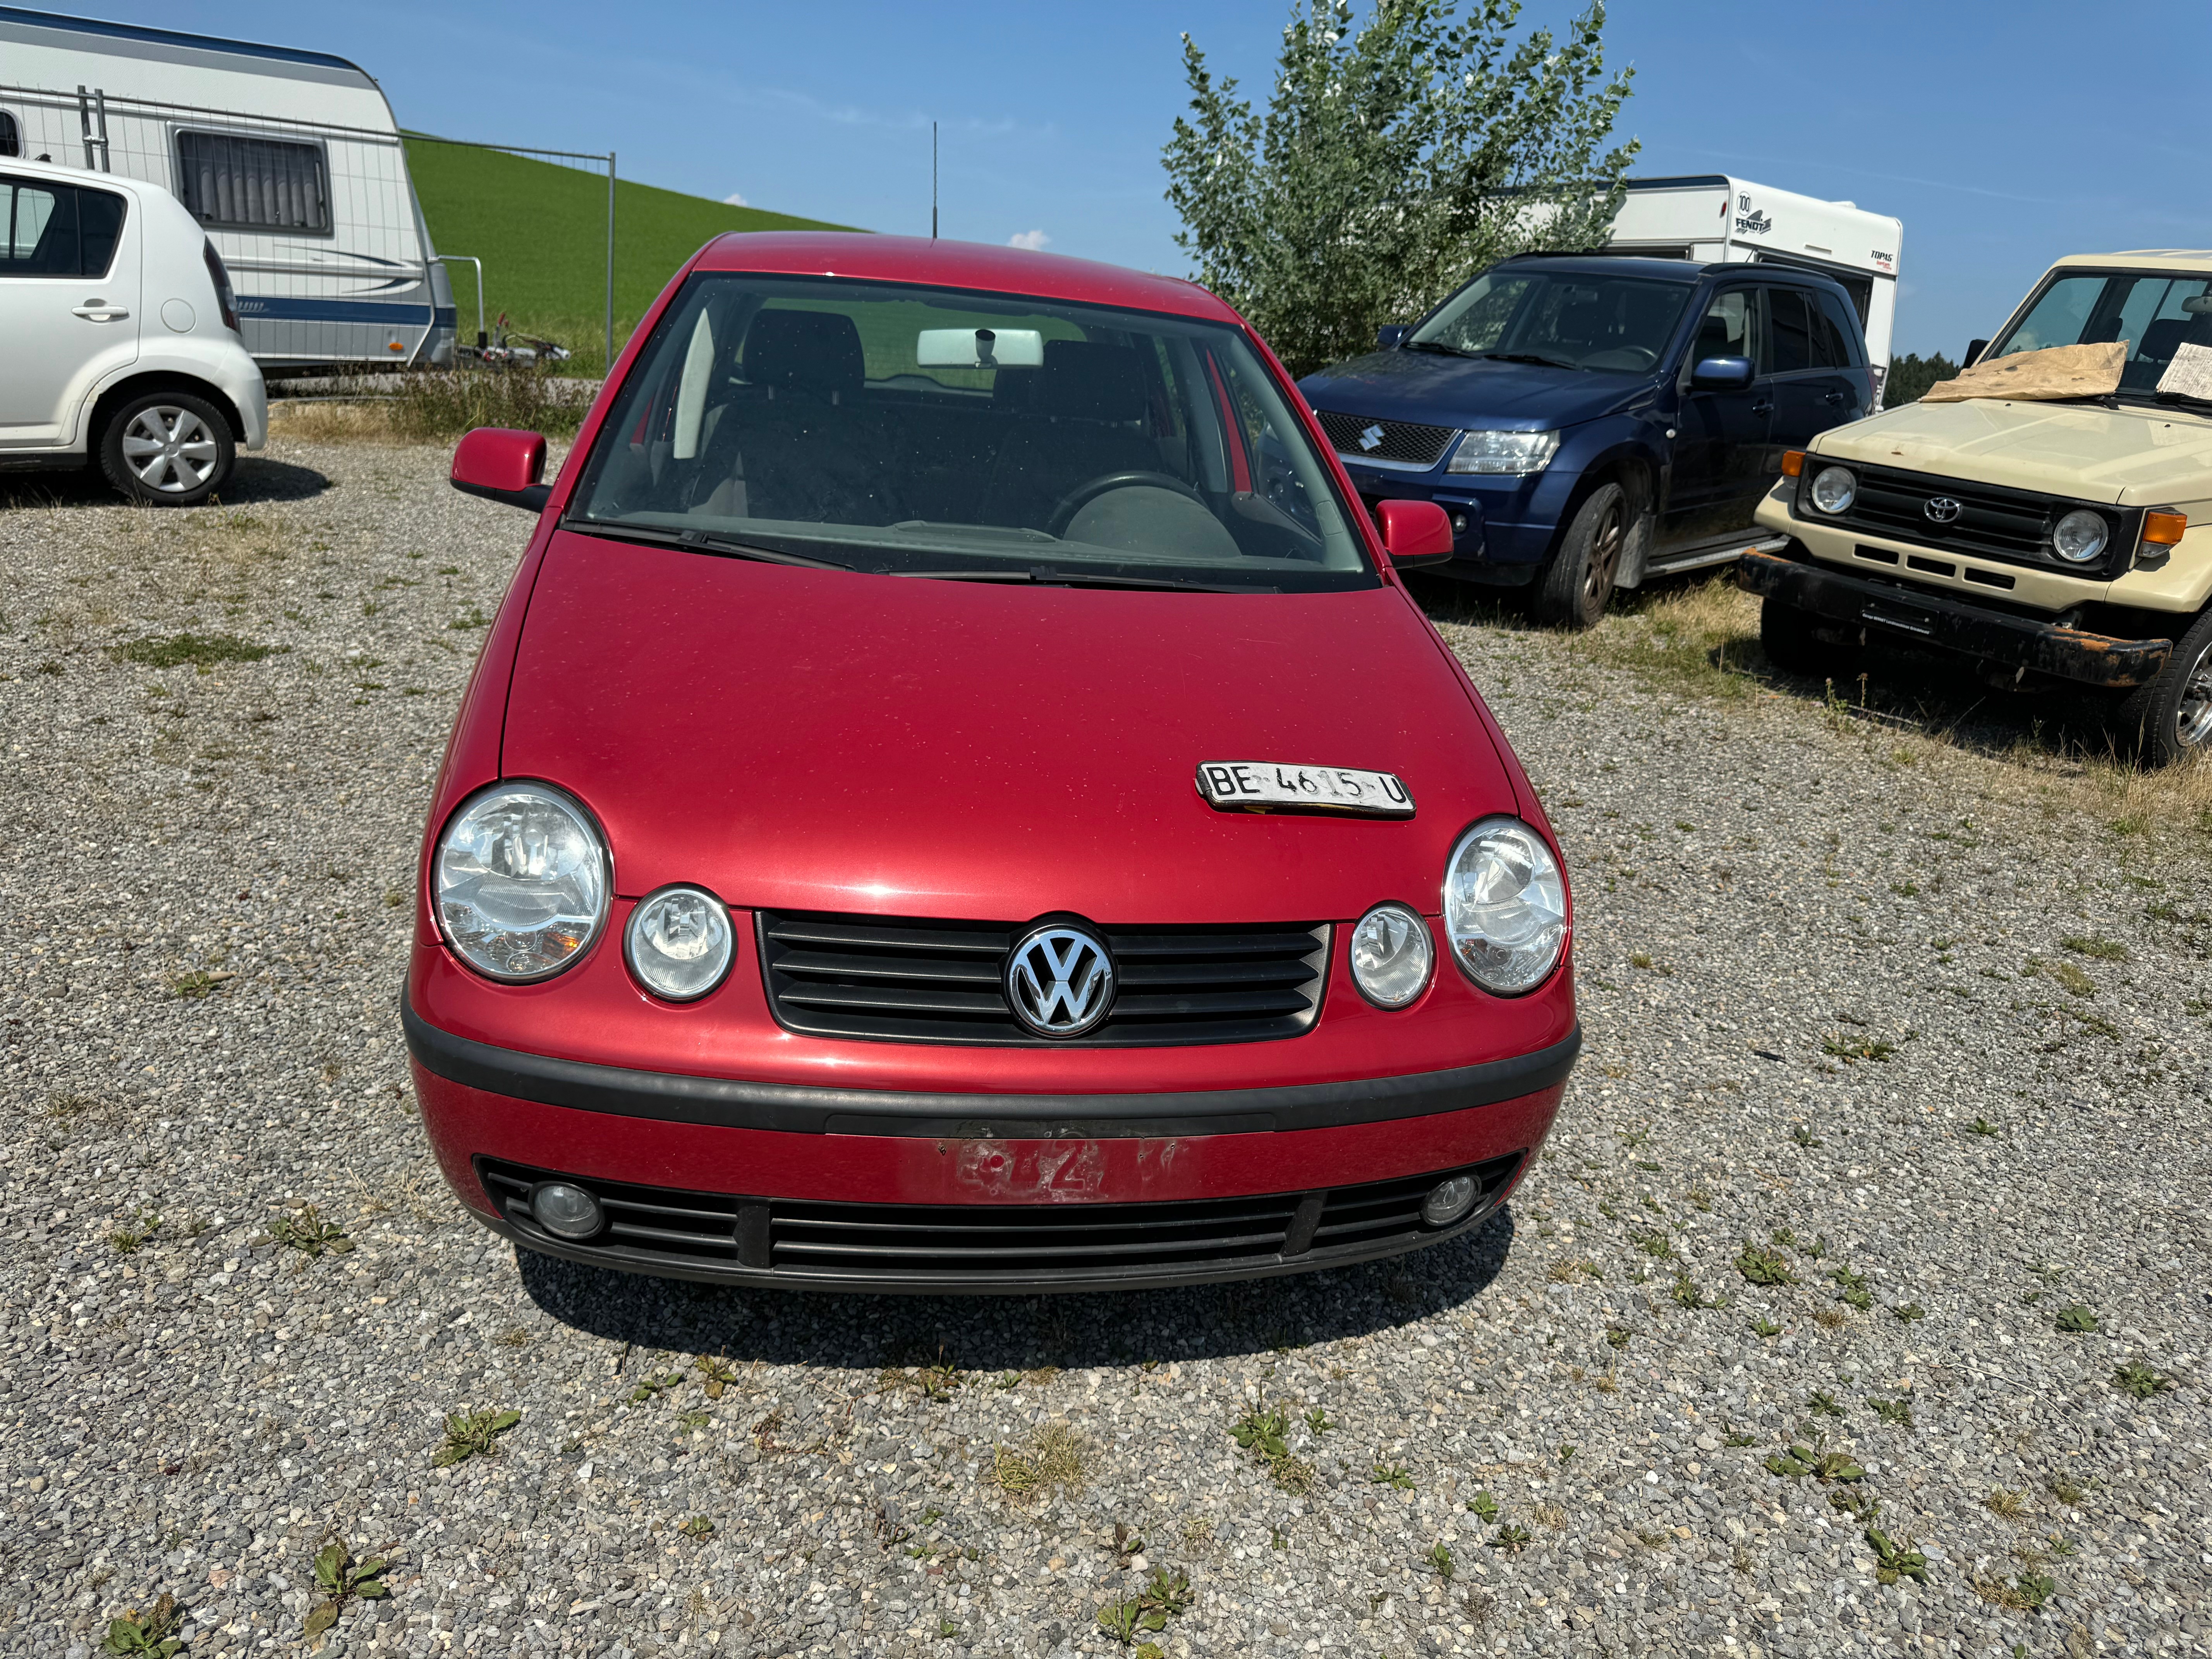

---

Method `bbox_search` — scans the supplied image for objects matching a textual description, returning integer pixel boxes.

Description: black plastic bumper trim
[401,993,1579,1139]
[1735,545,2171,689]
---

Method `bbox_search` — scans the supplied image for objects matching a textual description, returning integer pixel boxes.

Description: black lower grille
[477,1151,1527,1289]
[1315,408,1457,468]
[1819,462,2135,575]
[757,911,1329,1046]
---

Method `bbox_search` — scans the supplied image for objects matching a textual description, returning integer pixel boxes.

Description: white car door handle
[73,302,130,321]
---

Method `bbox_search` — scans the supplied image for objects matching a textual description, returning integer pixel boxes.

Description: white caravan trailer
[1606,175,1901,405]
[0,6,454,373]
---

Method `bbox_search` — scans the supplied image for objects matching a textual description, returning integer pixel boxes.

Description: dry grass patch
[989,1422,1087,1504]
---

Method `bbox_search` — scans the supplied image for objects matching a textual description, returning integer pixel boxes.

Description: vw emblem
[1357,422,1386,453]
[1006,925,1115,1037]
[1923,496,1962,524]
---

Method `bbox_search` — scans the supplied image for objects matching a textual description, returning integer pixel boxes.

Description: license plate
[1195,761,1414,817]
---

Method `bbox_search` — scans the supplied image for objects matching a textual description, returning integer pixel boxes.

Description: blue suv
[1298,254,1874,626]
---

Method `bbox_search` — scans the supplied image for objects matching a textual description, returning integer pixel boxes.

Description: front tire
[1529,483,1628,630]
[1759,596,1860,680]
[2112,608,2212,768]
[99,391,235,507]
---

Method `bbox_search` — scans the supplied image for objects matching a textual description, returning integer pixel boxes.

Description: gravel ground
[2,439,2208,1659]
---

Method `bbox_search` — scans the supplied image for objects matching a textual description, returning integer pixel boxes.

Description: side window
[2,175,72,274]
[1814,291,1863,366]
[1690,289,1760,370]
[0,112,19,158]
[175,131,331,234]
[77,185,125,278]
[1766,289,1814,374]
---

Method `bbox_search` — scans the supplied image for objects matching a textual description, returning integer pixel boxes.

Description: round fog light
[531,1181,603,1240]
[1351,902,1435,1008]
[626,884,734,1001]
[1420,1174,1480,1228]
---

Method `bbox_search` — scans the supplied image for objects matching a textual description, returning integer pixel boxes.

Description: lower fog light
[1420,1174,1480,1228]
[531,1181,603,1240]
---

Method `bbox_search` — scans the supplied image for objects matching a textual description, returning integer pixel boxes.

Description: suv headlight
[1447,429,1559,475]
[434,782,609,981]
[1809,465,1856,514]
[2052,508,2108,563]
[1443,817,1567,994]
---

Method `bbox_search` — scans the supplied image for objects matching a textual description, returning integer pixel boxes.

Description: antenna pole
[931,122,938,240]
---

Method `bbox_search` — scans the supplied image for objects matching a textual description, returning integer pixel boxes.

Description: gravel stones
[1,444,2207,1657]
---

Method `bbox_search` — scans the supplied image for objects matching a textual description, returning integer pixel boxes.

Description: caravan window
[0,176,126,277]
[0,112,19,159]
[175,131,331,235]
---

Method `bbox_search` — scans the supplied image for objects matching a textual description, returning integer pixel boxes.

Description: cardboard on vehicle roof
[1921,342,2125,404]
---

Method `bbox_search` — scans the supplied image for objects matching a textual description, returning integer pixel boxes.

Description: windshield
[1408,267,1694,374]
[570,274,1373,591]
[1988,268,2212,398]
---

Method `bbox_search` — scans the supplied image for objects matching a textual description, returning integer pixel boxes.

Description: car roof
[1491,252,1706,282]
[2050,249,2212,273]
[0,154,149,193]
[691,233,1239,323]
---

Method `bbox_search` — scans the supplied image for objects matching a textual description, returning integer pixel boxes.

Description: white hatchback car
[0,156,266,505]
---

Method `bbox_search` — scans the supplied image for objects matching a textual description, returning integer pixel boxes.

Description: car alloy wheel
[2176,636,2212,750]
[1582,493,1626,607]
[120,405,223,494]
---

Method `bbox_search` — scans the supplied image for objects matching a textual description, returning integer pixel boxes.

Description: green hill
[403,135,859,375]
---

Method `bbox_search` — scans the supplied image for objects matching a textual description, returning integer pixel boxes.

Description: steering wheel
[1046,471,1209,538]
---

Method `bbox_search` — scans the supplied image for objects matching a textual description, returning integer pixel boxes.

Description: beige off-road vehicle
[1738,250,2212,764]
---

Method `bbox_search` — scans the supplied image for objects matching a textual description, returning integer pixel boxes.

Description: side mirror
[451,426,550,512]
[1376,323,1410,350]
[1689,356,1755,391]
[1376,498,1455,567]
[1964,338,1989,368]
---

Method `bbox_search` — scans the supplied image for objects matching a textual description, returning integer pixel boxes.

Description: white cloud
[723,191,749,206]
[1007,229,1051,252]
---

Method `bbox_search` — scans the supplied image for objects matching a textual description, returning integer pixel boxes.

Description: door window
[0,177,124,276]
[1690,290,1761,372]
[1813,291,1863,366]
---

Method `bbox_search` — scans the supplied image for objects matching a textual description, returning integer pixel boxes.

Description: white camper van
[0,6,453,374]
[1606,175,1902,405]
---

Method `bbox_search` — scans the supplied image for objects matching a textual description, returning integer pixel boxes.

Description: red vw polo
[403,233,1578,1293]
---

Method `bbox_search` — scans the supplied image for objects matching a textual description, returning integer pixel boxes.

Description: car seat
[979,341,1167,530]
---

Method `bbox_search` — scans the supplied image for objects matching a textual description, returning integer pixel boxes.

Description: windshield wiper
[563,520,855,571]
[1482,352,1576,369]
[1403,339,1481,359]
[893,565,1278,594]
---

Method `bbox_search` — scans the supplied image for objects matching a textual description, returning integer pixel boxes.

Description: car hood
[500,530,1517,924]
[1299,350,1652,433]
[1815,398,2212,507]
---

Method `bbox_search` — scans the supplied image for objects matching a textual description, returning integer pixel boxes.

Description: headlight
[625,885,734,1001]
[1809,465,1856,514]
[2052,508,2109,564]
[433,782,609,981]
[1446,429,1560,475]
[1442,817,1567,994]
[1350,903,1434,1009]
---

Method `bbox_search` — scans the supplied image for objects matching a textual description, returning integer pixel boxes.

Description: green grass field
[403,135,858,375]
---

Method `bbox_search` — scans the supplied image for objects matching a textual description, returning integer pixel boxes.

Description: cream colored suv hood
[1815,398,2212,508]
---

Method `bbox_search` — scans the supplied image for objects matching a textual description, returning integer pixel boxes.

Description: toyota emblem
[1923,496,1962,524]
[1005,925,1115,1037]
[1357,423,1386,453]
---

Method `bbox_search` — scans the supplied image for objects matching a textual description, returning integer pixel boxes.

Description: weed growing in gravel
[1819,1034,1894,1064]
[991,1423,1087,1503]
[1865,1527,1929,1585]
[1967,1117,2000,1137]
[1830,1267,1874,1310]
[1807,1391,1844,1418]
[1869,1398,1915,1429]
[108,1210,161,1254]
[2033,957,2097,997]
[168,969,221,999]
[1765,1442,1864,1483]
[2054,1304,2099,1333]
[1547,1257,1601,1283]
[1892,1302,1925,1323]
[1985,1487,2030,1521]
[2061,935,2127,961]
[1812,1307,1851,1331]
[1790,1123,1827,1146]
[1976,1571,2056,1613]
[1751,1316,1783,1338]
[1737,1243,1798,1286]
[1303,1407,1337,1435]
[678,1516,714,1539]
[1368,1460,1415,1492]
[1829,1487,1880,1524]
[1629,1227,1676,1260]
[1466,1491,1499,1522]
[1487,1523,1533,1553]
[2111,1359,2176,1400]
[271,1204,352,1258]
[1671,1275,1727,1310]
[1604,1326,1633,1350]
[1425,1542,1455,1580]
[111,632,277,669]
[630,1370,683,1403]
[433,1406,520,1467]
[1227,1401,1314,1494]
[100,1593,184,1656]
[694,1355,740,1397]
[305,1538,390,1640]
[2045,1473,2090,1504]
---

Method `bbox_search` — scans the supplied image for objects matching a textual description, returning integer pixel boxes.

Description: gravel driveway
[2,440,2206,1659]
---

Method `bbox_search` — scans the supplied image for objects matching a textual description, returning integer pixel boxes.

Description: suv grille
[757,912,1329,1046]
[477,1151,1527,1288]
[1814,462,2138,576]
[1314,409,1458,469]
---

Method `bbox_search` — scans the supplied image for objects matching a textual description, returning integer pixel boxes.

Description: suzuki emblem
[1006,925,1115,1037]
[1357,423,1386,453]
[1924,496,1962,524]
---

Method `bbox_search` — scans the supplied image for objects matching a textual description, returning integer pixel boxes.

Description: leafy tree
[1882,351,1959,408]
[1163,1,1638,378]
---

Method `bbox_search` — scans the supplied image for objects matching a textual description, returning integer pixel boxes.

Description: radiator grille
[1314,409,1458,469]
[1816,463,2136,575]
[478,1150,1527,1288]
[757,912,1329,1046]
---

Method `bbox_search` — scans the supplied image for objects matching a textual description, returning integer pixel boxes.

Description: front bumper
[403,998,1577,1293]
[1736,545,2172,689]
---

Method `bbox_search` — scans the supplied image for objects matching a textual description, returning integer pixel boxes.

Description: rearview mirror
[1376,324,1409,350]
[1964,338,1989,367]
[1376,498,1455,567]
[450,426,550,512]
[1689,356,1754,391]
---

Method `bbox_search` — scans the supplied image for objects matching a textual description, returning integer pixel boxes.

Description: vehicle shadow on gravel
[513,1208,1518,1370]
[0,453,331,511]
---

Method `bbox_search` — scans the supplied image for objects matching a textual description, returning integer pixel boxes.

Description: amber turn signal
[2142,508,2188,547]
[1780,450,1806,478]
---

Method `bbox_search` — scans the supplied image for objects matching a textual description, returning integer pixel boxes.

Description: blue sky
[74,0,2212,358]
